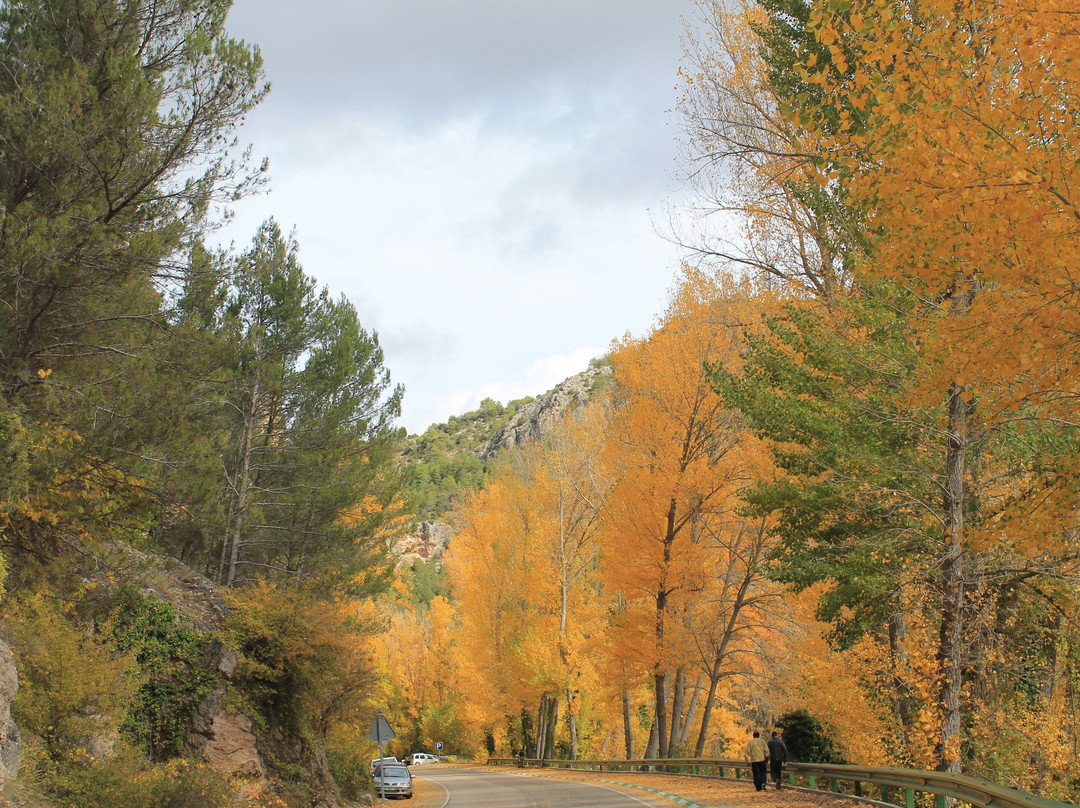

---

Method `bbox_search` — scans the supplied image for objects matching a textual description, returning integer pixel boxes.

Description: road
[413,766,680,808]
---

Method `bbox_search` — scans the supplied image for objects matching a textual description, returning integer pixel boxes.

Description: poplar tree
[702,0,1080,779]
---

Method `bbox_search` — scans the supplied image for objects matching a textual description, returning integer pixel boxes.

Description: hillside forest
[1,0,1079,807]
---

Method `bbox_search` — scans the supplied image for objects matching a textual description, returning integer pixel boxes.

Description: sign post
[366,712,396,803]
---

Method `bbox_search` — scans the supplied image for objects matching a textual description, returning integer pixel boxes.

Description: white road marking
[416,775,451,808]
[587,782,668,807]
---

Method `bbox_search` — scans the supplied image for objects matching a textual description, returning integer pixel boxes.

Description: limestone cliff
[481,365,612,459]
[392,521,452,570]
[0,639,20,783]
[394,364,613,570]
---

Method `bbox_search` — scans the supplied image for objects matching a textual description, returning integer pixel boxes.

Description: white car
[406,752,440,765]
[372,763,413,799]
[370,755,399,774]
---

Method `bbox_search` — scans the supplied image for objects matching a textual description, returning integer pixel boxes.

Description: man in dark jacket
[767,731,789,790]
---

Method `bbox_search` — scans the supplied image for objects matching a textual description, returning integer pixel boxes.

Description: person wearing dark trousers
[745,730,770,791]
[767,731,789,790]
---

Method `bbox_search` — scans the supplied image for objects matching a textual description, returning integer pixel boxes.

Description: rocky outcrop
[481,365,612,458]
[98,542,227,632]
[306,745,343,808]
[79,724,118,760]
[392,521,452,569]
[184,684,264,778]
[0,639,20,782]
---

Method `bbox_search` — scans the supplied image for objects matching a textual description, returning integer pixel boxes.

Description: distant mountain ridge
[480,363,613,458]
[394,361,613,578]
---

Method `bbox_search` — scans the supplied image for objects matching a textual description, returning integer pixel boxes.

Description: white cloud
[220,0,692,434]
[227,0,683,125]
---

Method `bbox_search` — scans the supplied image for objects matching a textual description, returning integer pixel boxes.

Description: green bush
[776,708,843,763]
[325,743,372,802]
[44,746,230,808]
[7,594,138,760]
[100,585,217,758]
[223,582,375,740]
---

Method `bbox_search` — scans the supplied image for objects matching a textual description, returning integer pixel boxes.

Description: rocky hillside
[480,363,613,458]
[398,360,612,523]
[392,361,613,584]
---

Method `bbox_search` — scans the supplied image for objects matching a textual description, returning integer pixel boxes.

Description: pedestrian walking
[745,730,770,792]
[767,731,789,790]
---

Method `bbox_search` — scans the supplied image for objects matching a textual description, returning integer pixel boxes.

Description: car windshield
[379,766,408,777]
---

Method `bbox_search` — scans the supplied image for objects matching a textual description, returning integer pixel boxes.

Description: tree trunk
[694,562,753,755]
[645,719,659,759]
[546,698,559,760]
[220,371,260,586]
[694,670,722,756]
[653,496,677,759]
[680,673,705,747]
[557,499,579,760]
[600,729,613,758]
[565,687,578,760]
[521,706,536,759]
[623,690,635,759]
[535,694,560,760]
[1070,661,1079,758]
[654,671,670,758]
[668,666,686,755]
[888,603,914,747]
[1041,612,1065,705]
[935,382,969,775]
[536,696,548,760]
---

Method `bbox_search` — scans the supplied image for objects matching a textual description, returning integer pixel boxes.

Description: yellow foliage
[442,406,611,747]
[223,582,378,740]
[5,593,138,759]
[600,269,777,686]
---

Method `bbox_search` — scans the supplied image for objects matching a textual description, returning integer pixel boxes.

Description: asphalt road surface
[414,767,678,808]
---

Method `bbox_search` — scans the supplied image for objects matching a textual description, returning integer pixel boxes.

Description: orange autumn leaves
[378,3,1080,780]
[602,273,777,756]
[805,0,1080,413]
[694,0,1080,787]
[407,272,874,760]
[791,0,1080,581]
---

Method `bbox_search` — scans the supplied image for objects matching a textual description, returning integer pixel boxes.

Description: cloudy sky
[222,0,695,434]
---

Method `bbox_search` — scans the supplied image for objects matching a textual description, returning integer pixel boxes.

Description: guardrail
[486,757,1075,808]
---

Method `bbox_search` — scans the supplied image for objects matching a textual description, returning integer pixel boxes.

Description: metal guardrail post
[483,755,1074,808]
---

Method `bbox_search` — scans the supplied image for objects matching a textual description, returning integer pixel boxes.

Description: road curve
[414,766,681,808]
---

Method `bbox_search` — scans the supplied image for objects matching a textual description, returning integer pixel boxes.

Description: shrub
[223,582,376,740]
[45,746,230,808]
[776,708,843,763]
[99,585,217,759]
[6,593,138,760]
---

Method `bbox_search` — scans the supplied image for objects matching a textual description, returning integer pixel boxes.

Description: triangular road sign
[366,712,396,742]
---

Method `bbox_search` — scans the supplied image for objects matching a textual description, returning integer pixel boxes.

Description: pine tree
[0,0,266,559]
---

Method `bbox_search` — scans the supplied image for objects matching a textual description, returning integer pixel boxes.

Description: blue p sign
[435,741,443,750]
